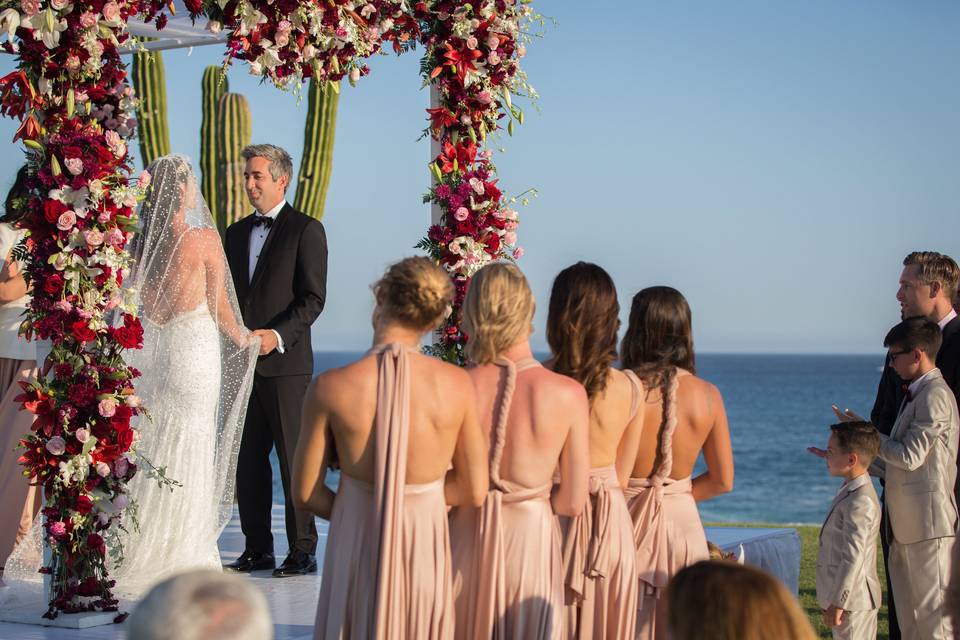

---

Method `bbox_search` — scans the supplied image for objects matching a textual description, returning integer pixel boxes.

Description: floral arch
[0,0,537,617]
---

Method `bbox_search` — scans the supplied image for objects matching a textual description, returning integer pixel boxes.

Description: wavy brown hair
[620,286,695,392]
[547,262,619,402]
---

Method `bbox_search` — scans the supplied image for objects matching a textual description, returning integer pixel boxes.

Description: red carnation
[71,320,97,344]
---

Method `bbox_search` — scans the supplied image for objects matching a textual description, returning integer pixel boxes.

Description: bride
[109,154,259,596]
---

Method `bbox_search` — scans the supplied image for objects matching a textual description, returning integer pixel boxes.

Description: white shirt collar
[835,473,868,498]
[938,308,958,331]
[908,367,940,397]
[257,200,286,219]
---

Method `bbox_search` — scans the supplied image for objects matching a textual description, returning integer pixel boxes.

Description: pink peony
[98,397,117,418]
[56,211,76,231]
[454,207,470,222]
[46,436,66,456]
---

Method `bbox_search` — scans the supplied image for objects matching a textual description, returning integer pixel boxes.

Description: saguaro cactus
[215,92,253,232]
[201,67,229,226]
[131,50,171,166]
[293,78,339,220]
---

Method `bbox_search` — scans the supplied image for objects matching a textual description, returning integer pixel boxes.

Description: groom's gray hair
[242,143,293,184]
[127,569,272,640]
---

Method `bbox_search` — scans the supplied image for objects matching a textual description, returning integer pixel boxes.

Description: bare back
[321,350,472,485]
[469,361,584,489]
[586,369,642,468]
[631,372,725,480]
[140,229,211,324]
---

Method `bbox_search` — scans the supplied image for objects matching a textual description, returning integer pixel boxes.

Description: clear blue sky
[1,2,958,353]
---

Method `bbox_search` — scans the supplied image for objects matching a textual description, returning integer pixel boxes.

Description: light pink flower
[488,51,501,65]
[50,0,68,9]
[56,211,76,231]
[49,521,67,539]
[122,192,137,208]
[101,1,120,22]
[512,246,525,259]
[53,300,72,313]
[137,170,151,188]
[64,158,83,176]
[113,457,129,477]
[504,231,517,245]
[65,56,81,72]
[275,32,290,47]
[105,227,124,246]
[97,211,112,224]
[205,19,222,33]
[78,11,97,27]
[466,36,478,50]
[74,427,90,443]
[460,114,472,126]
[84,228,104,247]
[454,207,470,221]
[349,67,361,84]
[20,0,39,15]
[486,33,499,50]
[360,3,376,18]
[469,177,485,195]
[125,395,141,408]
[517,44,526,58]
[335,25,348,38]
[111,494,128,511]
[95,462,111,477]
[46,436,66,456]
[98,397,117,418]
[477,90,493,105]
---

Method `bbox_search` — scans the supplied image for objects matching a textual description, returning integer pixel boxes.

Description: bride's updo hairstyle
[620,286,696,392]
[462,262,535,365]
[374,257,453,332]
[547,262,620,402]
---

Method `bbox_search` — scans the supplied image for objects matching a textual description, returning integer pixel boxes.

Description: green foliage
[132,50,170,167]
[215,93,253,232]
[293,78,339,221]
[201,66,229,226]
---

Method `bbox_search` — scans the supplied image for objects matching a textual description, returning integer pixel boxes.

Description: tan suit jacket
[816,473,882,611]
[871,369,960,544]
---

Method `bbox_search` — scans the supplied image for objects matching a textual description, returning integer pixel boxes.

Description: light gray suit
[871,368,960,640]
[816,473,881,640]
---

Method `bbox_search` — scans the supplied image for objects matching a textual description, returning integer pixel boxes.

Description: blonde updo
[462,262,535,365]
[373,257,453,331]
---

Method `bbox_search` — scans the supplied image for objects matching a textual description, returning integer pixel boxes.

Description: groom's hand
[252,329,279,355]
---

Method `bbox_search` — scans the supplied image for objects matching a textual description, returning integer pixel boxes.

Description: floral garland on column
[0,0,165,617]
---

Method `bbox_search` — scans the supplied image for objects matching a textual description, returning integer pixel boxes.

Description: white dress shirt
[907,367,940,398]
[938,308,957,331]
[248,200,287,353]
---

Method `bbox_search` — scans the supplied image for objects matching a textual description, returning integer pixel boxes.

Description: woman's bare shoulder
[534,366,588,404]
[308,356,376,403]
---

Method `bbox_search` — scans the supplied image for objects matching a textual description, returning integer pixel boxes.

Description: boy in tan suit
[872,317,960,640]
[811,421,882,639]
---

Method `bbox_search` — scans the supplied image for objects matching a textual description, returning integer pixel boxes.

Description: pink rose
[477,90,493,105]
[78,11,97,28]
[469,178,485,195]
[84,228,104,247]
[137,170,151,188]
[512,246,525,259]
[101,2,120,22]
[98,397,117,418]
[454,207,470,222]
[95,462,111,477]
[74,427,90,443]
[105,228,124,246]
[46,436,66,456]
[57,211,76,231]
[486,33,499,50]
[98,212,112,224]
[466,36,478,50]
[49,521,67,539]
[487,51,501,66]
[65,56,81,72]
[50,0,68,9]
[20,0,39,15]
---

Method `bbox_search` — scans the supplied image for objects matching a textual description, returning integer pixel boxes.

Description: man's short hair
[241,143,293,185]
[830,421,881,466]
[126,569,272,640]
[884,316,943,360]
[904,251,960,303]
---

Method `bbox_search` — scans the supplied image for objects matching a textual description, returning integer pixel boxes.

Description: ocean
[270,352,885,525]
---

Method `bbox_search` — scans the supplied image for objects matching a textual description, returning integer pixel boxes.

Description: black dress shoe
[272,550,317,577]
[223,550,276,572]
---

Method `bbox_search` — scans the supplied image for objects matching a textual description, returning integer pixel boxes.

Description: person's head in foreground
[668,560,816,640]
[884,316,942,382]
[897,251,958,321]
[372,256,453,337]
[462,261,535,365]
[126,569,272,640]
[546,261,620,402]
[822,421,880,481]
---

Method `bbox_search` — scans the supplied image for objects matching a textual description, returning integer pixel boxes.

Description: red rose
[110,404,132,429]
[85,533,105,555]
[71,320,97,344]
[43,199,67,223]
[43,273,64,295]
[74,494,94,514]
[112,315,143,349]
[115,427,134,451]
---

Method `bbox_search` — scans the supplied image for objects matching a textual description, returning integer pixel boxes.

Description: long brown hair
[620,286,695,391]
[668,561,816,640]
[546,262,619,402]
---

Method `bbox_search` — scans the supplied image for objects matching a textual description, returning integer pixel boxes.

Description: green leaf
[507,120,514,136]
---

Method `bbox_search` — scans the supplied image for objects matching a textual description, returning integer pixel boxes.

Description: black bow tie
[252,215,274,229]
[901,383,914,404]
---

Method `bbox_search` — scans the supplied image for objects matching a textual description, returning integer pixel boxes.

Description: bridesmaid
[544,262,643,640]
[293,257,489,639]
[450,262,590,640]
[0,167,40,577]
[620,286,734,640]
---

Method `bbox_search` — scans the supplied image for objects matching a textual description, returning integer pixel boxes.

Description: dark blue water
[270,352,883,524]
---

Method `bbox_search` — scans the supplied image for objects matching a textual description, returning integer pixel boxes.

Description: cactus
[131,50,170,166]
[215,93,253,232]
[201,67,229,226]
[293,78,339,220]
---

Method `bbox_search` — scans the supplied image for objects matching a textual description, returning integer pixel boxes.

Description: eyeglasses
[889,349,914,361]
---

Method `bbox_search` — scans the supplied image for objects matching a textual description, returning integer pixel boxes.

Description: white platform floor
[0,505,329,640]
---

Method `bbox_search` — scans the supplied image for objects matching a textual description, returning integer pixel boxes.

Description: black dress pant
[236,373,317,555]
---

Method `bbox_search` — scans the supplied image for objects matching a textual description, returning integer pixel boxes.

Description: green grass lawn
[707,524,888,640]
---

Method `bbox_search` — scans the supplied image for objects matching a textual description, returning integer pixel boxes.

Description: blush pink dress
[624,369,709,640]
[449,357,565,640]
[560,370,642,640]
[313,344,455,640]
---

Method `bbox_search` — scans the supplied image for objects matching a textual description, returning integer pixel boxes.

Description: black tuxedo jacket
[871,315,960,435]
[225,203,328,377]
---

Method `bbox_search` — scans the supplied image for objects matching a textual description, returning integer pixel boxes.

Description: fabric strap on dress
[370,343,413,640]
[473,356,549,638]
[625,369,682,591]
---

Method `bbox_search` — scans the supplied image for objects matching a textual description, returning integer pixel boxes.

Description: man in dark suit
[223,144,328,577]
[865,251,959,639]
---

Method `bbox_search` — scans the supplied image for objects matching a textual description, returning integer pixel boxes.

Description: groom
[223,144,328,577]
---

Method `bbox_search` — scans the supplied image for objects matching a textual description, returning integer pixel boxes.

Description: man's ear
[930,280,942,299]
